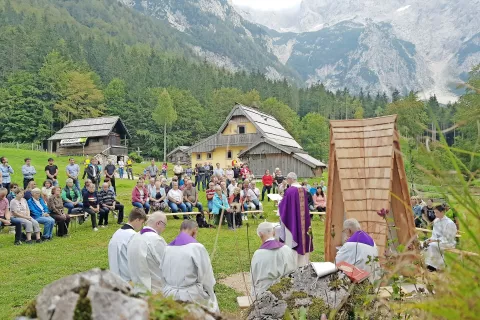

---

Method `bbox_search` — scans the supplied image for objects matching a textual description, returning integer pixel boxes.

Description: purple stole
[260,240,284,250]
[140,227,157,235]
[346,231,375,247]
[169,232,198,246]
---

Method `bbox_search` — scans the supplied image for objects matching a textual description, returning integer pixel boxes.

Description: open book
[311,262,338,278]
[267,194,283,201]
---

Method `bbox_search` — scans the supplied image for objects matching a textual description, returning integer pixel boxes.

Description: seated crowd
[0,156,127,244]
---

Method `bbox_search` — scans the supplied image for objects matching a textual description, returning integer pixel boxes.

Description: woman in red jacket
[261,169,273,201]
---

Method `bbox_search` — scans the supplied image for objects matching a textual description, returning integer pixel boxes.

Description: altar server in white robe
[250,222,297,299]
[424,204,457,271]
[161,220,219,313]
[127,211,168,293]
[335,218,381,283]
[108,208,147,281]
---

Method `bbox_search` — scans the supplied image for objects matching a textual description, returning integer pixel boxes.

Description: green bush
[128,152,143,164]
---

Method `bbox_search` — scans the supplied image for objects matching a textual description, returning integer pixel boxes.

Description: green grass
[0,148,326,319]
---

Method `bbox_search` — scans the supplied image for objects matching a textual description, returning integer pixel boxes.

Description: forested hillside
[0,0,478,173]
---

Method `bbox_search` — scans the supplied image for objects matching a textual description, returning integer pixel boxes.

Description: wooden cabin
[47,116,130,157]
[324,115,416,260]
[186,104,325,177]
[167,146,190,165]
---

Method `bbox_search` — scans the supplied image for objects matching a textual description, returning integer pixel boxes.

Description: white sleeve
[195,245,218,312]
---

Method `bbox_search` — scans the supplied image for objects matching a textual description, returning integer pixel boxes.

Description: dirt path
[219,272,252,296]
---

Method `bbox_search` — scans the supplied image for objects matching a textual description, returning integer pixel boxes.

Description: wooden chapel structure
[324,115,416,261]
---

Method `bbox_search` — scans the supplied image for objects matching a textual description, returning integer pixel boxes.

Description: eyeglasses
[159,220,167,227]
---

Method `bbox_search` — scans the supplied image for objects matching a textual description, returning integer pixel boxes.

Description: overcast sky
[232,0,302,11]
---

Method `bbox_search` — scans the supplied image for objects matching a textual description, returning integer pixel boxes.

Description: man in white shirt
[173,161,184,179]
[147,177,156,199]
[108,208,147,282]
[335,218,380,283]
[161,220,219,313]
[118,157,125,179]
[213,163,224,178]
[250,222,297,299]
[127,211,168,293]
[167,181,188,220]
[424,204,457,271]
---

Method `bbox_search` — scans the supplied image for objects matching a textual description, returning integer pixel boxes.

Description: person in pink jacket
[132,179,150,214]
[312,187,326,212]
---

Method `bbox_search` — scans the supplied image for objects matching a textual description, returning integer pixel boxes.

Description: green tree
[152,89,178,161]
[385,92,428,137]
[104,78,127,115]
[299,113,330,161]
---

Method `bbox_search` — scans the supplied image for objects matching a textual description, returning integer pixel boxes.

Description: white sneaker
[245,216,248,221]
[93,227,99,232]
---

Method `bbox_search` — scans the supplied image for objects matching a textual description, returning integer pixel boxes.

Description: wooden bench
[416,227,462,238]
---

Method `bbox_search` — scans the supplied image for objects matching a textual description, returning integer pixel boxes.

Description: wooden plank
[343,189,366,201]
[331,123,395,133]
[344,200,367,211]
[330,115,397,128]
[363,128,394,138]
[334,137,392,148]
[365,178,391,189]
[337,158,364,168]
[342,179,366,190]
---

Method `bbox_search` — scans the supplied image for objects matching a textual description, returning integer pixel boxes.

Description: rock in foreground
[20,269,225,320]
[248,265,378,320]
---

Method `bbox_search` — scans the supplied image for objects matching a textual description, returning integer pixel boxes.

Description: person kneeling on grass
[99,182,125,226]
[10,188,42,244]
[0,188,23,245]
[424,204,457,272]
[47,186,71,237]
[83,183,101,231]
[27,188,55,241]
[62,178,83,214]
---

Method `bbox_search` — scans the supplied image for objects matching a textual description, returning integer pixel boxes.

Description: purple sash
[169,232,198,246]
[260,240,284,250]
[346,231,374,247]
[140,227,157,235]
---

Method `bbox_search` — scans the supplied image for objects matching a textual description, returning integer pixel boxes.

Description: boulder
[19,269,229,320]
[247,265,376,320]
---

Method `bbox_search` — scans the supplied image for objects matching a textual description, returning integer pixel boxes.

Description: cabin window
[90,137,100,143]
[227,150,233,159]
[238,125,246,134]
[196,154,201,160]
[207,153,212,160]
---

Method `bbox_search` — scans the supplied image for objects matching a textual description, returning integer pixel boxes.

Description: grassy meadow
[0,148,327,319]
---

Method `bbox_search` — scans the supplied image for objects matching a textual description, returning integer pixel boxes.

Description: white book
[267,194,283,201]
[311,262,338,278]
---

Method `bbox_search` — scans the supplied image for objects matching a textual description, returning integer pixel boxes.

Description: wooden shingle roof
[326,115,415,257]
[48,116,130,140]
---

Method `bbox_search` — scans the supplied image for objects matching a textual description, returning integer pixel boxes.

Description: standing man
[197,164,206,191]
[21,158,36,189]
[45,158,59,187]
[204,162,211,185]
[213,163,224,179]
[278,172,313,267]
[173,161,184,180]
[108,208,147,281]
[86,158,101,190]
[82,154,90,179]
[118,157,125,179]
[161,220,218,313]
[250,222,297,298]
[104,160,117,193]
[126,157,134,180]
[66,158,81,190]
[127,212,168,293]
[0,157,14,194]
[147,159,159,179]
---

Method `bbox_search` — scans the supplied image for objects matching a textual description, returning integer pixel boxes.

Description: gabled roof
[325,115,416,259]
[238,139,327,168]
[48,116,130,141]
[218,104,303,149]
[167,146,190,158]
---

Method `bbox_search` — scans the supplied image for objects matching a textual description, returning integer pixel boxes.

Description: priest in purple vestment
[335,218,380,283]
[278,172,313,267]
[250,222,297,298]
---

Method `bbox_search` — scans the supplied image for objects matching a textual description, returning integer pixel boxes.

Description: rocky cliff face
[236,0,480,102]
